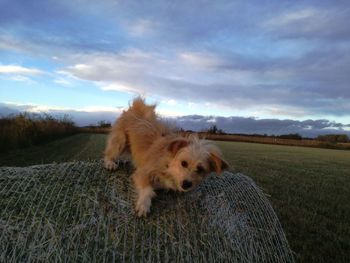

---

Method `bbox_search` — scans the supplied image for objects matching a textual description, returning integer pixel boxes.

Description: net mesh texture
[0,160,294,263]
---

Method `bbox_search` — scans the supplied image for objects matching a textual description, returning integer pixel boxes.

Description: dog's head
[166,136,229,192]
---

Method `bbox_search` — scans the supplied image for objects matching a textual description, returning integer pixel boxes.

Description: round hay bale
[0,160,294,262]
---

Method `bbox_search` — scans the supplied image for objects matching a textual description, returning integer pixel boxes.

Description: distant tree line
[205,125,303,139]
[98,121,112,128]
[84,121,112,129]
[277,133,303,140]
[316,134,349,143]
[206,125,226,135]
[203,125,349,143]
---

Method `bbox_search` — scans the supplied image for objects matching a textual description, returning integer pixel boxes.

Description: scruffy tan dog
[104,98,229,217]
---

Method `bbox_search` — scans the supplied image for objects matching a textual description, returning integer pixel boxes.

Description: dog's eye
[181,161,188,168]
[196,165,205,173]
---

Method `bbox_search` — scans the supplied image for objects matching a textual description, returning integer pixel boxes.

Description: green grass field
[1,133,349,262]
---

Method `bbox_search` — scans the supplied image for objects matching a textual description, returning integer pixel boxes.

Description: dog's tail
[128,97,172,139]
[130,97,157,119]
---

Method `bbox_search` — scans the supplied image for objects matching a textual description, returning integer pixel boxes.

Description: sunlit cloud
[99,82,140,94]
[0,65,43,75]
[126,19,156,37]
[53,78,73,87]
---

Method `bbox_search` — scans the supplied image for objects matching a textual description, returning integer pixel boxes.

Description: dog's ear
[208,151,229,175]
[168,139,189,156]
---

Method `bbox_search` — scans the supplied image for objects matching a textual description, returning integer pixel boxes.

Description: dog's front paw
[135,198,151,217]
[135,203,150,217]
[104,159,118,170]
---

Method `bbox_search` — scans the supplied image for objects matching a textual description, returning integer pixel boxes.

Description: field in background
[0,133,349,262]
[201,132,350,150]
[215,140,350,263]
[0,114,77,153]
[80,126,350,150]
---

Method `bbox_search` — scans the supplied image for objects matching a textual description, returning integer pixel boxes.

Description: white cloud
[162,99,178,106]
[156,108,185,117]
[9,75,30,81]
[206,118,216,123]
[54,42,350,120]
[179,52,222,69]
[126,19,156,37]
[0,65,44,75]
[262,7,342,39]
[58,49,245,99]
[0,33,36,54]
[79,105,124,113]
[99,82,140,94]
[187,102,196,108]
[6,75,35,84]
[72,64,91,71]
[1,101,123,114]
[251,105,309,118]
[265,8,318,27]
[54,78,73,86]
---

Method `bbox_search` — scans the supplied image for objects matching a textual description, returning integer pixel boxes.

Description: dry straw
[0,160,294,262]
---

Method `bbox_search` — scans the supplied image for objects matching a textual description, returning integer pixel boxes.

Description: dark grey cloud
[62,49,350,117]
[0,0,127,53]
[0,105,19,116]
[174,115,350,138]
[263,4,350,41]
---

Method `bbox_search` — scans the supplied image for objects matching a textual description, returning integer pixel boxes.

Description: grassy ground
[1,133,349,262]
[215,141,350,263]
[0,134,106,167]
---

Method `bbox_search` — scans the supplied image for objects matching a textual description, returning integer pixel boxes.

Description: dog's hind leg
[104,129,127,170]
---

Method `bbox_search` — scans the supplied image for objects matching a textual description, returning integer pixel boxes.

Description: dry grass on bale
[0,160,294,262]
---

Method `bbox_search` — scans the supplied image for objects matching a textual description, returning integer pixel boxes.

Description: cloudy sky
[0,0,349,136]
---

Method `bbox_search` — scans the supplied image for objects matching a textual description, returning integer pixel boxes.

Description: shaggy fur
[104,97,229,217]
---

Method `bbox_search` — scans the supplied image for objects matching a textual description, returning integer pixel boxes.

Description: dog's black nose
[182,180,193,190]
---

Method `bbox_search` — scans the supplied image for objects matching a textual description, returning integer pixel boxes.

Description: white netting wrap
[0,160,294,262]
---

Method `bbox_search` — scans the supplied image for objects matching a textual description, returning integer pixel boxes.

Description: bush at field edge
[0,113,77,152]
